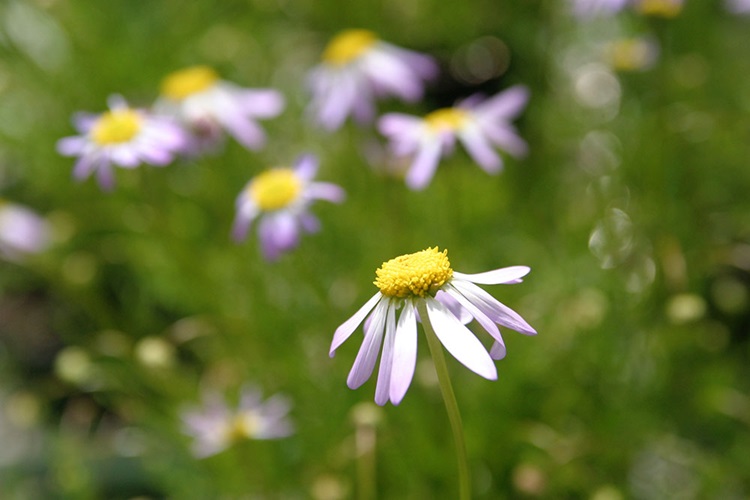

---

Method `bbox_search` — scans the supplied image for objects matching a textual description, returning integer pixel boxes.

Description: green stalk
[417,300,471,500]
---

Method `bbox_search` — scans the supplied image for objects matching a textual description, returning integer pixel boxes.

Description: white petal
[444,285,502,344]
[374,302,397,405]
[425,297,497,380]
[453,266,530,285]
[451,280,536,335]
[330,292,382,355]
[389,301,418,405]
[347,298,390,389]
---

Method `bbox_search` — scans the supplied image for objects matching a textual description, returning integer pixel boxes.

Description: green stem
[417,301,471,500]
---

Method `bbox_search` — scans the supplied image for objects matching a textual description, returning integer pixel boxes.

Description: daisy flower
[56,95,186,191]
[0,201,50,262]
[181,385,293,458]
[307,29,437,131]
[232,154,345,261]
[329,247,536,406]
[572,0,683,17]
[155,65,285,154]
[378,85,530,190]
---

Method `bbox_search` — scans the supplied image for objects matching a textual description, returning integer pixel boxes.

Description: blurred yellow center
[608,39,651,71]
[91,109,142,145]
[322,29,377,65]
[225,414,259,442]
[161,66,219,100]
[636,0,682,17]
[249,168,302,211]
[375,247,453,298]
[425,108,468,132]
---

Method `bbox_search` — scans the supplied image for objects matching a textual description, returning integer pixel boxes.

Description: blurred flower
[571,0,683,17]
[330,247,536,406]
[155,65,284,154]
[378,85,529,190]
[56,95,186,191]
[604,37,659,71]
[232,154,345,261]
[181,386,293,458]
[0,201,50,261]
[726,0,750,13]
[307,29,437,131]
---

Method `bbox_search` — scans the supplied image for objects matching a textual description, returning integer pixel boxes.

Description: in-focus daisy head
[156,65,285,154]
[378,85,530,190]
[307,29,438,131]
[181,385,293,458]
[330,247,536,406]
[56,95,186,191]
[232,154,345,261]
[0,201,50,262]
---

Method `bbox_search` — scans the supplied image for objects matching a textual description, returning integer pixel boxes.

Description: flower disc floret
[322,29,378,65]
[425,107,468,133]
[91,110,143,145]
[161,65,220,100]
[375,247,453,298]
[249,168,302,211]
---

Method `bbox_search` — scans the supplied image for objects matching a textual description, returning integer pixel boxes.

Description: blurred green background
[1,0,749,498]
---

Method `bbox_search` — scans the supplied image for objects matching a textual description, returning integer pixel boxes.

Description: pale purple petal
[475,85,530,120]
[453,266,530,285]
[482,125,529,158]
[110,146,141,167]
[56,136,88,156]
[107,94,129,110]
[389,301,418,405]
[307,182,346,203]
[235,88,285,118]
[96,163,116,191]
[299,212,320,234]
[458,126,503,173]
[451,279,537,335]
[374,302,397,405]
[330,292,382,355]
[425,297,497,380]
[490,339,506,360]
[218,111,266,150]
[294,154,319,181]
[231,204,259,242]
[443,285,502,343]
[347,298,390,389]
[258,212,299,260]
[435,290,472,324]
[405,139,443,190]
[72,155,97,180]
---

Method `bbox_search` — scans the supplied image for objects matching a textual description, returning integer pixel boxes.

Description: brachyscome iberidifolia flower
[56,95,186,190]
[307,29,437,131]
[0,200,50,262]
[330,247,536,406]
[378,86,530,190]
[232,154,345,261]
[155,65,284,154]
[181,385,293,458]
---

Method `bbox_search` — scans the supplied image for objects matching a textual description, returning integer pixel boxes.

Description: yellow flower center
[249,168,303,211]
[608,39,651,71]
[636,0,682,17]
[425,108,469,133]
[91,109,142,145]
[322,29,378,66]
[374,247,454,298]
[160,65,219,100]
[225,414,259,442]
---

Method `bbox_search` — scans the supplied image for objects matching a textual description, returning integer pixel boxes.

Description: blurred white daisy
[56,95,186,191]
[307,29,437,131]
[155,65,285,154]
[572,0,683,17]
[330,247,536,406]
[378,85,529,190]
[0,201,50,262]
[181,386,293,458]
[232,154,345,261]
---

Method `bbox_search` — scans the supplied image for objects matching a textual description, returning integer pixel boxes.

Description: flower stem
[417,301,471,500]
